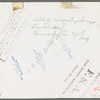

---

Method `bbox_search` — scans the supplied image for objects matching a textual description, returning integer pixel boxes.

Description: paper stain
[61,2,81,9]
[61,2,73,9]
[12,2,24,11]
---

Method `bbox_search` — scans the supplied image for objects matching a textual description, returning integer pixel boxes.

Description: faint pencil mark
[27,68,31,74]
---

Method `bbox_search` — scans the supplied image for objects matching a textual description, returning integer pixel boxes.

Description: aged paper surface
[0,2,100,98]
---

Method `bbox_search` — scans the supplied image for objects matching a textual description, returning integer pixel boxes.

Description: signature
[43,23,65,54]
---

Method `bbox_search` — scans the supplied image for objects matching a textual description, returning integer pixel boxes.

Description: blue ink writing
[33,49,46,71]
[59,36,74,60]
[11,56,23,80]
